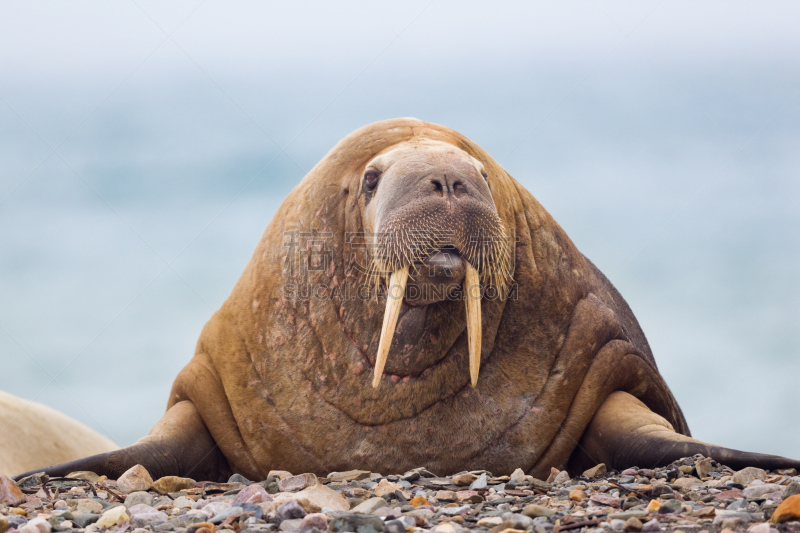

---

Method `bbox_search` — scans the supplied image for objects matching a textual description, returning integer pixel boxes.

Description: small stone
[0,475,26,506]
[440,504,470,516]
[409,495,430,507]
[456,490,484,504]
[569,489,588,501]
[151,476,196,494]
[16,473,48,490]
[546,467,560,483]
[76,498,104,514]
[609,519,626,532]
[173,496,194,509]
[624,518,643,532]
[95,506,130,528]
[268,470,293,480]
[277,500,307,520]
[478,517,504,526]
[372,479,402,497]
[646,500,661,513]
[452,472,478,485]
[501,512,534,530]
[227,473,252,485]
[553,470,571,484]
[328,513,385,533]
[327,470,372,482]
[749,524,772,533]
[693,507,716,518]
[67,471,100,483]
[714,488,743,501]
[153,495,173,507]
[124,491,154,509]
[743,483,783,499]
[71,514,100,528]
[117,464,153,493]
[695,459,714,479]
[510,469,526,482]
[732,467,766,486]
[278,473,318,492]
[583,463,607,478]
[591,493,621,507]
[621,468,638,476]
[528,477,552,492]
[400,471,420,482]
[6,516,26,530]
[131,511,169,528]
[640,519,661,532]
[351,497,388,514]
[673,476,701,487]
[771,494,800,523]
[18,517,50,533]
[435,490,458,501]
[0,515,6,533]
[373,507,401,519]
[128,503,157,515]
[783,480,800,499]
[273,483,350,512]
[521,504,555,518]
[470,473,488,490]
[658,499,681,514]
[300,513,328,531]
[235,484,273,504]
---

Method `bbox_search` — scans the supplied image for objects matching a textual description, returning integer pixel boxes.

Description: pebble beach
[2,455,800,533]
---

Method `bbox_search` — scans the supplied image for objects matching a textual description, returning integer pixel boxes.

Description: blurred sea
[1,2,798,458]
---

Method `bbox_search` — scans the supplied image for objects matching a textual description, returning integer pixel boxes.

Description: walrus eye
[364,169,380,191]
[481,171,488,180]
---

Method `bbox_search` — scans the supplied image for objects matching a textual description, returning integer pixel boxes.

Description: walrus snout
[405,247,466,306]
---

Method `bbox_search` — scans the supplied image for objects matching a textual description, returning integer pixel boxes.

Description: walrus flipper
[569,391,800,473]
[13,401,232,482]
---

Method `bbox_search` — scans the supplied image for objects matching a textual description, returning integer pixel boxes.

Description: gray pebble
[278,500,307,520]
[470,473,488,490]
[72,513,100,528]
[784,480,800,499]
[228,473,253,485]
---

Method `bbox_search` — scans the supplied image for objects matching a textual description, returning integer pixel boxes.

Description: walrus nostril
[431,180,444,195]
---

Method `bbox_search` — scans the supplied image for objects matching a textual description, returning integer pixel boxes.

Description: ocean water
[1,1,799,461]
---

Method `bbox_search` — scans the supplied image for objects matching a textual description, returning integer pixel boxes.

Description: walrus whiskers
[464,262,482,387]
[372,266,410,388]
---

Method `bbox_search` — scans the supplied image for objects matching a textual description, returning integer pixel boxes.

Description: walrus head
[359,139,512,388]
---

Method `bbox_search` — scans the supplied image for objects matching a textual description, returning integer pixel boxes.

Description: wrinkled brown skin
[17,118,799,482]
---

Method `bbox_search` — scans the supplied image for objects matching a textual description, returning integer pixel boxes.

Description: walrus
[0,390,117,476]
[16,118,799,482]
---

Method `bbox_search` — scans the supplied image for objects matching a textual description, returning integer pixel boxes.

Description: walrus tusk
[465,263,482,387]
[372,265,410,388]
